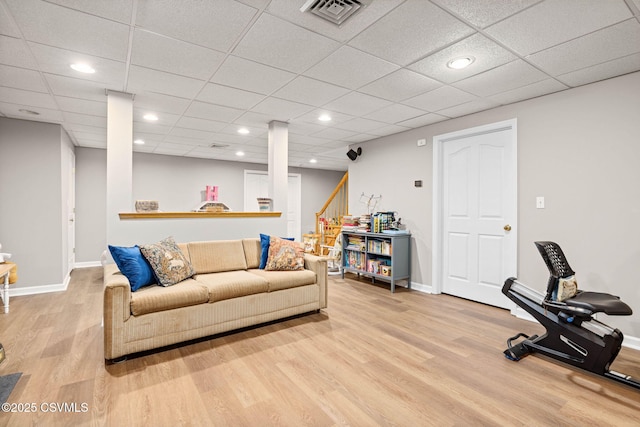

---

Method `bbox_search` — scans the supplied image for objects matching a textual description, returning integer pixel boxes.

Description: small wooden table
[0,263,11,314]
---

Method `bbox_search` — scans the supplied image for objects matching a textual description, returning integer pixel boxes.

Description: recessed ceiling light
[18,109,40,115]
[237,128,250,135]
[143,113,159,121]
[236,151,245,157]
[134,139,145,145]
[318,114,331,122]
[447,56,475,70]
[309,159,317,163]
[70,63,95,74]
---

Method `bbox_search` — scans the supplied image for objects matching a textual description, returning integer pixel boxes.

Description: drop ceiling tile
[323,92,393,116]
[76,139,106,149]
[349,0,474,66]
[184,101,244,122]
[220,124,267,137]
[0,101,64,122]
[433,0,542,29]
[131,29,226,80]
[0,87,57,109]
[65,123,106,134]
[0,6,20,37]
[403,86,476,112]
[63,111,107,127]
[311,127,358,140]
[211,56,295,95]
[396,113,448,128]
[273,76,350,107]
[358,69,442,102]
[5,0,129,60]
[133,122,171,135]
[233,13,339,73]
[364,104,426,124]
[368,124,411,137]
[133,109,179,127]
[409,34,517,83]
[251,97,315,121]
[527,20,640,76]
[56,96,106,116]
[556,52,640,87]
[233,111,275,127]
[175,116,227,133]
[487,78,568,104]
[436,98,500,118]
[452,60,548,97]
[304,45,398,90]
[46,0,133,23]
[485,0,633,55]
[267,0,404,43]
[27,42,126,87]
[134,92,191,115]
[127,65,205,99]
[295,109,355,125]
[343,133,378,143]
[0,36,38,68]
[136,0,256,52]
[45,74,112,101]
[153,142,194,156]
[0,64,48,92]
[197,83,265,110]
[168,127,219,142]
[334,117,387,133]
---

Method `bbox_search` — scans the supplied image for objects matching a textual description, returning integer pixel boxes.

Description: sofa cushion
[259,234,294,269]
[188,240,248,274]
[130,278,209,316]
[248,269,316,292]
[242,238,262,269]
[195,270,268,302]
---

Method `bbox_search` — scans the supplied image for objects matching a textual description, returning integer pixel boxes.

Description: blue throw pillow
[259,234,294,269]
[108,245,156,291]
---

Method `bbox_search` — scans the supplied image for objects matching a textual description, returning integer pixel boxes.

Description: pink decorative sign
[205,185,219,201]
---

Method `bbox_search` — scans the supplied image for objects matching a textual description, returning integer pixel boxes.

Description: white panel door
[440,122,517,308]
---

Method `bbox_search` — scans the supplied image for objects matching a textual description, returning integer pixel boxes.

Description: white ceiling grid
[0,0,639,171]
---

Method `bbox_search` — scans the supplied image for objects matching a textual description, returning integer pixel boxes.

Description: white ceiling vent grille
[300,0,365,26]
[209,143,230,148]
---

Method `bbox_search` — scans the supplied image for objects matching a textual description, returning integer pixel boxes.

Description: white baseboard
[410,281,433,294]
[74,261,102,268]
[9,271,70,297]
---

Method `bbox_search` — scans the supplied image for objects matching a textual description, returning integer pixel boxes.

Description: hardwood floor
[1,268,639,426]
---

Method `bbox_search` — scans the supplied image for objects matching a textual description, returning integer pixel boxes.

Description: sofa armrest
[103,264,131,323]
[304,253,328,308]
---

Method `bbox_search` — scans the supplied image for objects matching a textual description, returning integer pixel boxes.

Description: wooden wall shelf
[119,211,282,220]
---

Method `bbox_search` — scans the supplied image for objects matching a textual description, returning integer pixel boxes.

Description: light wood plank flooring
[1,268,639,426]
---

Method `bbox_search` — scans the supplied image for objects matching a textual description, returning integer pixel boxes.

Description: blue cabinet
[341,231,411,293]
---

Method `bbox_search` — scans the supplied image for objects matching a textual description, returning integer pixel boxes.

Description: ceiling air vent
[209,143,230,148]
[300,0,365,26]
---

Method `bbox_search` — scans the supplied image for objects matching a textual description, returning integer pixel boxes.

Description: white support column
[268,120,288,232]
[106,90,133,244]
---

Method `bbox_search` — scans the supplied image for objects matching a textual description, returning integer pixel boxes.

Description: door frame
[432,118,518,296]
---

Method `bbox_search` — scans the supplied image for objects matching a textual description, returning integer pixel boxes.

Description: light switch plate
[536,196,545,209]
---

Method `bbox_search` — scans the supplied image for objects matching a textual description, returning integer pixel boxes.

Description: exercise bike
[502,241,640,390]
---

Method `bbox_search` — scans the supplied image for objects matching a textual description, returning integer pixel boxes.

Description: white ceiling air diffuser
[300,0,365,26]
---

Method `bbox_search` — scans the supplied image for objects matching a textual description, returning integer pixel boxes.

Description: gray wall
[75,147,344,262]
[348,71,640,337]
[0,117,73,288]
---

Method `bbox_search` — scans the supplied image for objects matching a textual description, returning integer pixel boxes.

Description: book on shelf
[368,239,392,255]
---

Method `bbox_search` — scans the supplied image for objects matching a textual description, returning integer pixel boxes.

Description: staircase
[304,171,348,255]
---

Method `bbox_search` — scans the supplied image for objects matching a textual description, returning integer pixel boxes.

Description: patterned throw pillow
[140,237,195,286]
[265,236,305,271]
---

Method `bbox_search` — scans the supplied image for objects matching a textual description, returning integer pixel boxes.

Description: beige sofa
[103,238,328,361]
